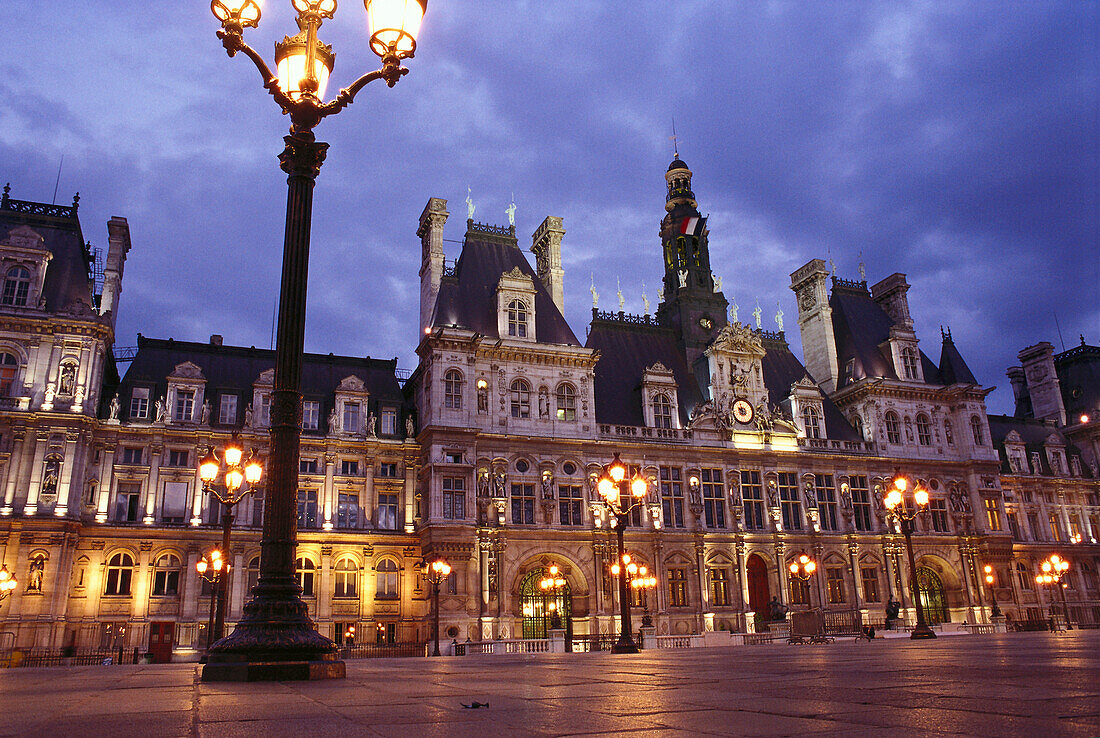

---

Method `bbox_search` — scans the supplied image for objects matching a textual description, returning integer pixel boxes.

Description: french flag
[679,216,705,237]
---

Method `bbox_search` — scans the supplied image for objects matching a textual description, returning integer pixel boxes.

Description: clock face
[698,316,713,330]
[732,398,754,425]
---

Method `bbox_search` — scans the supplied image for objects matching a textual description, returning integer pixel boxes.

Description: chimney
[790,259,839,393]
[417,198,449,335]
[210,335,223,346]
[100,216,131,326]
[1017,342,1065,425]
[531,216,565,314]
[870,273,913,330]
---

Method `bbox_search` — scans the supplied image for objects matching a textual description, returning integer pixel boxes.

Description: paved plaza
[2,631,1099,737]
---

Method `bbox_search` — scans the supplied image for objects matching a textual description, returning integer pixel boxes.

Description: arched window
[376,559,399,598]
[510,379,531,418]
[1015,561,1032,591]
[652,393,673,429]
[334,558,359,599]
[555,383,576,421]
[0,352,18,396]
[1,266,31,307]
[884,411,902,444]
[916,414,933,446]
[246,555,261,594]
[296,557,316,597]
[851,414,864,440]
[151,553,180,596]
[900,347,919,380]
[104,552,134,596]
[801,405,822,439]
[507,299,528,338]
[970,416,984,446]
[443,369,462,410]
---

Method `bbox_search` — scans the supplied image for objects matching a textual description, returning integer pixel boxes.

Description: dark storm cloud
[3,1,1095,414]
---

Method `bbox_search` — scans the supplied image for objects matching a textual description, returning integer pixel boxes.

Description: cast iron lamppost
[0,564,16,602]
[883,472,937,639]
[597,453,650,653]
[540,565,566,630]
[423,558,450,656]
[982,564,1001,618]
[196,550,228,650]
[204,0,427,681]
[1036,554,1071,630]
[198,437,262,643]
[629,564,657,628]
[788,551,818,608]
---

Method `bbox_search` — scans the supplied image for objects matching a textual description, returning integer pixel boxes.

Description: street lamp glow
[630,474,648,498]
[211,0,263,27]
[914,487,929,507]
[366,0,426,59]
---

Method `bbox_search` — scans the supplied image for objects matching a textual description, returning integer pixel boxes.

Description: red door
[747,555,770,615]
[148,622,174,663]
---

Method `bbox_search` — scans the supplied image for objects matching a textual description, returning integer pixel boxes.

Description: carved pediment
[61,298,96,317]
[4,225,46,251]
[1044,433,1065,447]
[503,267,525,279]
[648,362,670,373]
[1004,430,1023,444]
[254,368,275,386]
[336,375,367,393]
[169,361,205,381]
[709,323,765,357]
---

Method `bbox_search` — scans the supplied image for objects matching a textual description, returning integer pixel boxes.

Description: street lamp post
[196,550,228,650]
[540,565,566,630]
[198,437,262,642]
[883,472,937,639]
[982,564,1001,619]
[1036,554,1071,630]
[788,551,818,609]
[0,564,17,602]
[423,558,451,656]
[204,0,428,680]
[597,453,650,653]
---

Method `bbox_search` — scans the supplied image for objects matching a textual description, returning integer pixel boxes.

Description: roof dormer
[496,267,537,342]
[0,225,51,310]
[166,361,207,424]
[334,374,370,436]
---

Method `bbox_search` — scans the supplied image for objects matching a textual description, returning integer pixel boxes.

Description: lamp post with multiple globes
[982,564,1001,618]
[539,565,566,630]
[788,551,818,608]
[883,472,937,639]
[423,558,451,656]
[597,453,651,653]
[203,0,427,680]
[0,564,17,602]
[196,550,228,650]
[1036,554,1072,630]
[629,565,657,628]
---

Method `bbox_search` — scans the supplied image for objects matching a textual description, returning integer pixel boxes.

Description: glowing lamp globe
[631,475,648,498]
[211,0,262,27]
[245,460,263,484]
[366,0,426,59]
[914,488,929,507]
[199,451,220,483]
[276,33,335,101]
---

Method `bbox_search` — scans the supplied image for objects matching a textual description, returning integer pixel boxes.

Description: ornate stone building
[0,156,1097,660]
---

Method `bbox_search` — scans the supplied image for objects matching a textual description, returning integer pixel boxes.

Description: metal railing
[9,647,140,668]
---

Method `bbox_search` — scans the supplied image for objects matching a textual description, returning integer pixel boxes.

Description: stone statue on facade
[713,274,722,293]
[108,393,120,421]
[803,482,817,510]
[26,558,44,593]
[753,303,762,329]
[590,273,598,308]
[200,400,211,425]
[678,269,688,289]
[775,302,784,332]
[405,415,415,438]
[366,413,377,438]
[154,396,167,424]
[327,408,337,435]
[465,186,475,220]
[478,471,490,498]
[244,403,253,427]
[617,277,625,312]
[492,469,507,498]
[505,196,516,226]
[729,298,738,324]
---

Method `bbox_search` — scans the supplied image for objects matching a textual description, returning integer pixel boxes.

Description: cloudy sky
[3,2,1096,415]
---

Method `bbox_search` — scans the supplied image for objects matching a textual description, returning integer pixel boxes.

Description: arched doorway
[746,554,770,615]
[520,568,572,639]
[916,567,948,624]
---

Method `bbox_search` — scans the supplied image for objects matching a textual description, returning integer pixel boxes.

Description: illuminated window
[104,552,134,596]
[660,466,685,528]
[778,472,801,530]
[296,557,316,596]
[801,405,821,439]
[901,347,919,380]
[816,475,837,531]
[376,559,398,598]
[709,568,729,607]
[0,352,17,395]
[984,498,1002,531]
[826,567,846,604]
[916,414,932,446]
[555,383,576,421]
[151,554,181,596]
[334,558,358,599]
[667,568,688,607]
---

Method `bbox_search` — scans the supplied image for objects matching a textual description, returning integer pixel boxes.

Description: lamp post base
[909,624,938,639]
[611,637,639,654]
[203,657,346,682]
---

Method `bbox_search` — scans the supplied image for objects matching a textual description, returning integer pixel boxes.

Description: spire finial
[670,117,679,158]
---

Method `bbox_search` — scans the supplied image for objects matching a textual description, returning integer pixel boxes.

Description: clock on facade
[698,316,713,330]
[732,398,754,425]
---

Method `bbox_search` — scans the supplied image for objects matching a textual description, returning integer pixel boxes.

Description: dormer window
[800,405,822,439]
[343,401,361,434]
[507,300,528,338]
[444,369,463,409]
[653,394,673,429]
[257,393,271,427]
[129,387,150,419]
[900,347,919,380]
[970,415,984,446]
[174,389,195,421]
[1,266,30,307]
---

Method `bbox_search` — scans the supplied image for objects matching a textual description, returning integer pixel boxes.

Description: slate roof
[938,333,978,385]
[759,336,861,441]
[988,414,1093,478]
[430,225,580,346]
[115,336,407,435]
[1055,341,1099,422]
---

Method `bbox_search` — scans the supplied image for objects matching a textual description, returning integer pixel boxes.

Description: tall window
[442,477,465,520]
[377,493,398,530]
[851,414,864,441]
[302,400,319,430]
[701,468,725,529]
[816,474,838,531]
[0,352,17,395]
[381,408,397,435]
[334,558,358,599]
[970,415,984,446]
[778,472,801,530]
[709,568,729,607]
[741,470,765,530]
[652,394,673,429]
[340,459,360,476]
[901,347,919,379]
[376,559,398,598]
[860,567,881,603]
[174,389,194,421]
[826,567,846,604]
[113,483,141,522]
[789,573,810,605]
[930,498,949,532]
[129,387,150,419]
[850,476,873,531]
[1048,513,1063,542]
[297,489,318,529]
[218,394,237,424]
[668,568,688,607]
[1,266,30,306]
[510,379,531,418]
[247,556,260,593]
[511,483,535,524]
[801,406,822,439]
[104,553,134,596]
[555,383,576,421]
[257,393,271,426]
[507,299,528,337]
[151,554,180,596]
[885,412,902,444]
[296,557,315,596]
[984,498,1002,531]
[558,484,583,526]
[444,370,463,409]
[660,466,685,528]
[343,402,361,434]
[916,414,932,446]
[1015,562,1032,591]
[337,492,360,528]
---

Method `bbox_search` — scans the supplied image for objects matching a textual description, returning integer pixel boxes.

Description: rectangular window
[511,483,535,525]
[668,568,688,607]
[152,568,179,597]
[299,458,318,474]
[381,408,397,435]
[1007,511,1021,540]
[826,567,847,604]
[659,466,685,529]
[378,462,398,478]
[257,393,271,427]
[701,468,725,529]
[444,451,463,464]
[340,460,359,476]
[558,485,583,526]
[129,387,150,419]
[1027,512,1040,541]
[251,490,264,527]
[442,477,466,520]
[778,472,801,530]
[167,449,189,468]
[709,568,729,607]
[342,402,360,434]
[113,483,141,523]
[741,470,765,530]
[984,498,1002,531]
[1049,513,1063,542]
[930,499,950,532]
[377,493,398,530]
[161,481,188,524]
[861,567,881,603]
[302,400,319,430]
[174,389,194,421]
[789,576,810,606]
[850,476,873,531]
[337,492,359,529]
[297,489,318,529]
[118,446,144,465]
[816,474,837,531]
[218,394,237,425]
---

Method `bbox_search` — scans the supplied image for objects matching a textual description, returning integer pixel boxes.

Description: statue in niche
[803,483,817,510]
[200,400,211,425]
[154,396,167,424]
[541,473,554,500]
[840,485,853,513]
[26,557,44,593]
[538,387,549,418]
[244,403,253,427]
[59,363,76,395]
[405,415,415,438]
[41,460,60,496]
[327,408,337,434]
[678,269,688,289]
[108,394,121,421]
[765,480,779,509]
[477,471,490,498]
[366,413,377,438]
[492,469,507,498]
[477,385,489,414]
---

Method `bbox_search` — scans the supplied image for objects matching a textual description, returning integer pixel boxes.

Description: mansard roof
[988,414,1093,478]
[758,335,861,441]
[115,335,406,431]
[1055,339,1099,422]
[429,223,580,346]
[0,189,98,314]
[938,332,978,385]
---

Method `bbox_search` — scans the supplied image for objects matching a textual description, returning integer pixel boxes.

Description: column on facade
[35,339,58,410]
[651,537,664,631]
[47,534,78,648]
[773,540,789,605]
[95,444,116,523]
[130,544,152,630]
[320,453,336,530]
[22,432,49,516]
[694,539,709,632]
[1056,491,1073,541]
[73,342,92,412]
[403,454,416,534]
[319,545,333,624]
[180,548,201,622]
[3,530,25,622]
[895,548,912,621]
[882,538,898,604]
[958,543,977,619]
[142,445,162,525]
[847,540,864,611]
[1,429,27,515]
[54,432,81,517]
[736,541,750,619]
[230,551,246,621]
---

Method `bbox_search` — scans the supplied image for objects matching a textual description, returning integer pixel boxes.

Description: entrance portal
[917,567,948,624]
[746,554,770,615]
[520,568,572,639]
[148,622,174,663]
